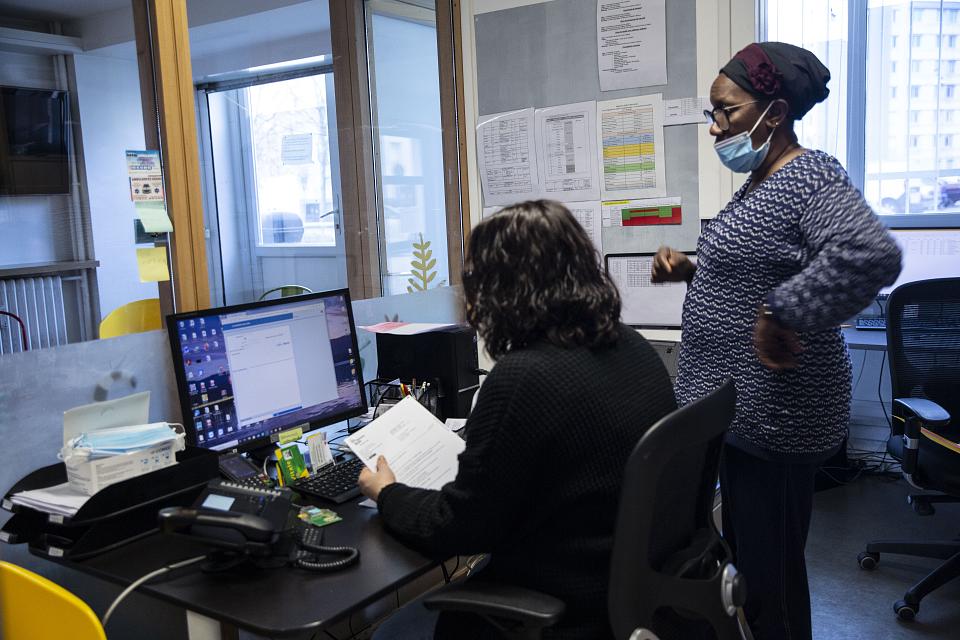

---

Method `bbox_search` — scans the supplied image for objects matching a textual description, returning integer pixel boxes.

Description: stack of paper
[10,483,90,518]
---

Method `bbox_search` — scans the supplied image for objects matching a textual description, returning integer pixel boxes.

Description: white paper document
[63,391,151,446]
[345,396,466,492]
[567,201,603,252]
[597,0,667,91]
[477,108,540,206]
[482,206,501,219]
[664,97,711,126]
[535,101,600,202]
[10,482,91,518]
[598,95,667,198]
[360,322,460,335]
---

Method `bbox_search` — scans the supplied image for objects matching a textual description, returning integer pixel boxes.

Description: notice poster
[535,101,600,202]
[597,95,667,198]
[597,0,667,91]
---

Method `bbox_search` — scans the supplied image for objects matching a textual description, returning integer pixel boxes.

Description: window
[766,0,960,222]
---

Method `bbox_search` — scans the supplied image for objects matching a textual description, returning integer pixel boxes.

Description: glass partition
[0,4,170,351]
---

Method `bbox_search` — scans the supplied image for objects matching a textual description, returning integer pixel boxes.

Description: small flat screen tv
[0,86,70,195]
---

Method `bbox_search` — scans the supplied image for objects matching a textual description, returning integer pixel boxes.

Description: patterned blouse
[676,150,902,461]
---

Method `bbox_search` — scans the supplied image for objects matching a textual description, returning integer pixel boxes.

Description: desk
[842,327,888,351]
[33,500,435,639]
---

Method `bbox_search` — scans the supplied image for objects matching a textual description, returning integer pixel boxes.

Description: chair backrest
[258,285,314,301]
[887,278,960,433]
[0,561,106,640]
[99,298,162,339]
[608,380,737,640]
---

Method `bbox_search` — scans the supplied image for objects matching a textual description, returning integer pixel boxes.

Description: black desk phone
[158,480,359,571]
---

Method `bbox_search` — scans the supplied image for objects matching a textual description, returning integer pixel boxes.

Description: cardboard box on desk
[64,436,184,495]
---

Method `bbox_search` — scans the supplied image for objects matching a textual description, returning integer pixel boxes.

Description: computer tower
[375,327,479,420]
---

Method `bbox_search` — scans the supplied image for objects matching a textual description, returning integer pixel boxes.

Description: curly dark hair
[463,200,621,359]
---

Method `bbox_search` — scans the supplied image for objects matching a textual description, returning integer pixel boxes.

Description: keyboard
[292,458,364,504]
[855,317,886,331]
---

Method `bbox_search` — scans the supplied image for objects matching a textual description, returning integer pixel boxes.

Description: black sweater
[377,325,677,639]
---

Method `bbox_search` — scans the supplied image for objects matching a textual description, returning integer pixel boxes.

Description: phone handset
[158,507,276,544]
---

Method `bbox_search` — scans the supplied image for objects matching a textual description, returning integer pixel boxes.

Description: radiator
[0,276,68,354]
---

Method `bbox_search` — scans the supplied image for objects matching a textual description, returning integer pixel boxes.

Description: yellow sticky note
[136,247,170,282]
[136,201,173,233]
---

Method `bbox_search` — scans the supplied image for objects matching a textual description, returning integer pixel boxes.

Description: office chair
[0,561,107,640]
[99,298,162,339]
[424,380,749,640]
[857,277,960,621]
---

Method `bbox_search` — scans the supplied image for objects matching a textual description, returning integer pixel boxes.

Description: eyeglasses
[703,100,762,132]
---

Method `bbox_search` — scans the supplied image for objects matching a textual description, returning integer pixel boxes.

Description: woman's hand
[754,311,803,370]
[651,246,696,283]
[358,456,396,502]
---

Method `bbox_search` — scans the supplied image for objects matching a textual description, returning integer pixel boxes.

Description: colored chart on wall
[597,94,666,199]
[602,197,681,227]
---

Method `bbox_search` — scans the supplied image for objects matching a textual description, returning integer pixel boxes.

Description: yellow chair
[0,561,106,640]
[99,298,162,339]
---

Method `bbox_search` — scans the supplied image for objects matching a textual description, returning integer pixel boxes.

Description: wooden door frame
[132,0,210,314]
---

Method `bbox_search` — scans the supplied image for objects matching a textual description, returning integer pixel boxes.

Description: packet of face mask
[61,422,185,495]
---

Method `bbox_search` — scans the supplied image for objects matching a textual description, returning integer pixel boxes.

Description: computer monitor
[166,289,366,453]
[881,229,960,296]
[606,252,697,328]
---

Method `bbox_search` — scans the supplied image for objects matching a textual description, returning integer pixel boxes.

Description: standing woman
[652,43,901,639]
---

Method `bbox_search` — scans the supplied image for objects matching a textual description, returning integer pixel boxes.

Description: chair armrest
[422,580,565,629]
[894,398,951,428]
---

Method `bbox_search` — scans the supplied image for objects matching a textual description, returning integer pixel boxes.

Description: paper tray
[1,446,218,527]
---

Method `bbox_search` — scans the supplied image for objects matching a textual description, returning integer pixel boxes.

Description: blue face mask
[713,102,777,173]
[69,422,180,457]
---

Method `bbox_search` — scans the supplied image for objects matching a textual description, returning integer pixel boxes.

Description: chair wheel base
[858,551,880,570]
[894,599,918,621]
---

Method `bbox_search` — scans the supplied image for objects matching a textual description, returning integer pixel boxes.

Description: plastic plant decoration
[407,233,439,292]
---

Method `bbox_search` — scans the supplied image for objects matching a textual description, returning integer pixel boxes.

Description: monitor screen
[606,252,697,328]
[881,229,960,295]
[167,289,366,452]
[0,86,69,195]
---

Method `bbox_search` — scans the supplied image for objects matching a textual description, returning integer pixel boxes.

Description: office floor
[808,475,960,640]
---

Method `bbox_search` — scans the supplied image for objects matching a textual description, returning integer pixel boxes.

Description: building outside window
[767,0,960,220]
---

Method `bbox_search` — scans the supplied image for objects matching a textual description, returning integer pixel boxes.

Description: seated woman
[359,199,677,639]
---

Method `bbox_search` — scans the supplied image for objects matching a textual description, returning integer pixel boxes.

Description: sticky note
[136,201,172,233]
[136,247,170,282]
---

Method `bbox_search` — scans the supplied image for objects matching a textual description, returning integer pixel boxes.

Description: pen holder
[366,378,441,420]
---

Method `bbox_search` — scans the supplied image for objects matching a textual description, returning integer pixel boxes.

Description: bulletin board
[474,0,702,254]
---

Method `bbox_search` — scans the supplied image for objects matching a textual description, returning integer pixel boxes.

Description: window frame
[196,66,344,260]
[762,0,960,229]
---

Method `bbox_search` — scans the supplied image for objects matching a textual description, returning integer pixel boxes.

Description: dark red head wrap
[720,42,830,120]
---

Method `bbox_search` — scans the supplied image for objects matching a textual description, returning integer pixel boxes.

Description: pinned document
[136,247,170,282]
[136,201,173,233]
